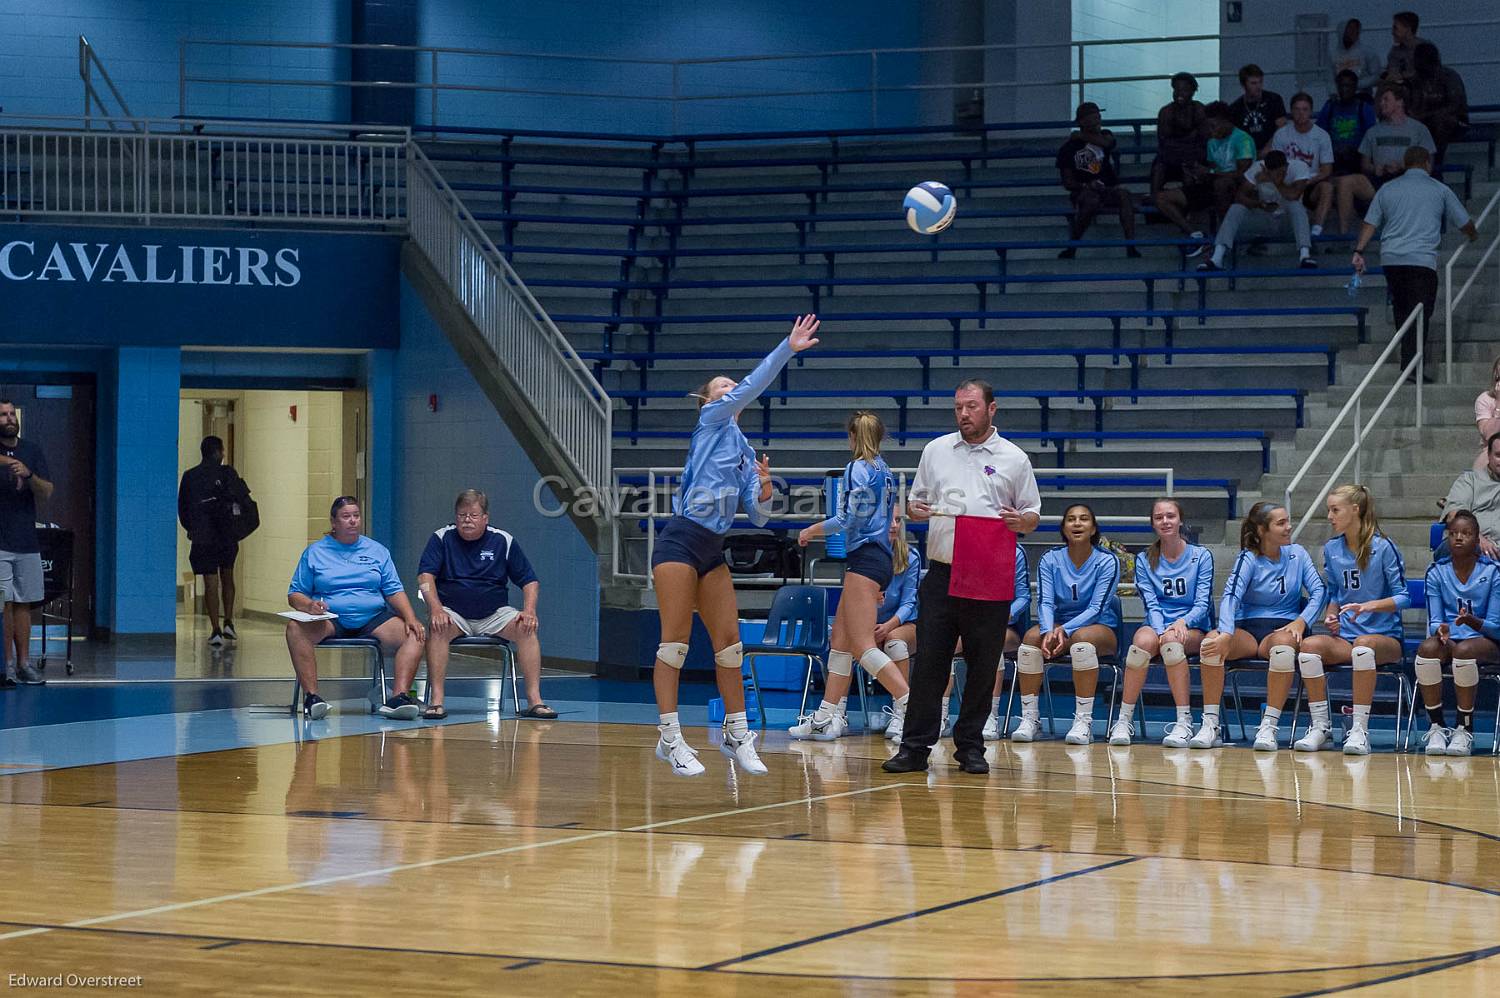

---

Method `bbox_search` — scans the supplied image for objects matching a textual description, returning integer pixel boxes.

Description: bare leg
[426,629,453,706]
[1199,629,1261,710]
[651,562,700,716]
[285,619,335,694]
[1260,628,1304,711]
[1120,626,1161,708]
[10,603,32,668]
[1337,175,1372,235]
[378,616,425,694]
[220,568,236,627]
[499,616,545,706]
[202,574,221,632]
[1153,189,1195,236]
[1116,187,1137,240]
[695,565,745,714]
[1067,624,1118,699]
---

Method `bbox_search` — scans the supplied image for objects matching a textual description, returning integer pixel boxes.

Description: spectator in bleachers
[1315,70,1377,236]
[1332,18,1383,98]
[1196,150,1317,272]
[1470,359,1500,471]
[1150,72,1211,250]
[1383,11,1424,84]
[1407,42,1468,173]
[876,519,921,742]
[1012,504,1121,746]
[1160,101,1252,258]
[1228,64,1287,154]
[1271,92,1335,240]
[1442,434,1500,560]
[1331,84,1436,241]
[1055,101,1139,259]
[1352,144,1476,375]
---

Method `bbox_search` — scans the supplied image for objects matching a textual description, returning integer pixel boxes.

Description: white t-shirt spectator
[1243,158,1314,212]
[1270,122,1333,174]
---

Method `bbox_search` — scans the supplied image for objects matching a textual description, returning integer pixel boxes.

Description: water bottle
[1344,271,1362,299]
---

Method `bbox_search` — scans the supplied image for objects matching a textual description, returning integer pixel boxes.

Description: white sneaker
[818,712,849,742]
[1444,727,1474,757]
[788,713,835,741]
[1253,721,1280,752]
[883,706,905,742]
[1188,717,1223,749]
[1065,714,1092,745]
[1422,724,1449,756]
[1161,719,1194,748]
[1108,720,1132,746]
[721,729,768,774]
[1293,725,1332,753]
[1343,727,1371,756]
[207,632,225,648]
[656,735,706,776]
[1010,715,1042,743]
[982,711,1001,741]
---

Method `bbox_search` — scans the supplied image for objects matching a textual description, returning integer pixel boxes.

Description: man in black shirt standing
[1229,64,1288,153]
[1055,101,1139,259]
[176,436,243,647]
[0,399,53,687]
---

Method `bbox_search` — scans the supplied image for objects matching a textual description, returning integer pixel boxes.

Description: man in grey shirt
[1352,144,1476,377]
[1444,434,1500,559]
[1333,84,1435,238]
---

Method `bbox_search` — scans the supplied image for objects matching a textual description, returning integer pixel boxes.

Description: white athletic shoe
[819,712,849,742]
[1293,725,1333,753]
[1188,717,1223,749]
[656,735,706,777]
[1342,727,1371,756]
[1444,727,1474,757]
[982,711,1001,741]
[1253,721,1280,752]
[1108,720,1132,746]
[1422,724,1449,756]
[720,728,768,774]
[1010,715,1043,743]
[1065,713,1092,745]
[788,713,835,741]
[883,706,905,742]
[1161,719,1194,748]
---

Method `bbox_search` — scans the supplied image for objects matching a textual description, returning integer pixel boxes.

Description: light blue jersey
[1038,545,1121,633]
[1423,557,1500,641]
[1009,545,1032,629]
[288,534,403,629]
[674,339,794,534]
[819,456,896,558]
[1219,544,1326,635]
[877,552,921,625]
[1322,534,1409,640]
[1135,544,1215,633]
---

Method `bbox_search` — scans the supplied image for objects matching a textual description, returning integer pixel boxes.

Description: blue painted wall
[393,275,599,663]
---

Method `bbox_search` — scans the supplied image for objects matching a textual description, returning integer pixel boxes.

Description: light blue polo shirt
[1367,168,1471,270]
[288,534,404,628]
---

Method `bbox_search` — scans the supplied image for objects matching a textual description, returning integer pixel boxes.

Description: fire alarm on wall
[289,404,298,422]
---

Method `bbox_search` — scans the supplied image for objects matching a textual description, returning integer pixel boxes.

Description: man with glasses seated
[417,488,550,720]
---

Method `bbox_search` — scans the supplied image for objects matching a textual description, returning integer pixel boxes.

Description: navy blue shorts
[651,516,726,577]
[1237,617,1296,644]
[844,542,893,590]
[333,608,396,640]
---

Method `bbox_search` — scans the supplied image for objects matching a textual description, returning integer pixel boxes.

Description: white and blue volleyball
[903,181,956,234]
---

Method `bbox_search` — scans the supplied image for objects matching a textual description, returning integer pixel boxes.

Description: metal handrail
[78,36,137,130]
[1,111,410,139]
[1285,306,1424,542]
[1444,186,1500,384]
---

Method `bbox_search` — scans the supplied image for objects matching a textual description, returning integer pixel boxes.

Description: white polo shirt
[911,428,1041,564]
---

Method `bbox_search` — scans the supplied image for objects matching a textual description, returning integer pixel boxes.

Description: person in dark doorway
[0,399,53,688]
[177,435,243,647]
[1055,101,1139,259]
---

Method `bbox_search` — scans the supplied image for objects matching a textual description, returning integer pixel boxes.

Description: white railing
[1285,306,1424,542]
[611,465,1179,586]
[406,142,611,499]
[0,116,406,224]
[1444,186,1500,384]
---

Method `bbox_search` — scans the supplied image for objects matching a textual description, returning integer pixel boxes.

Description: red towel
[948,515,1017,601]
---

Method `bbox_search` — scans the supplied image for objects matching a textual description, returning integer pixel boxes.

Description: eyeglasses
[456,512,487,522]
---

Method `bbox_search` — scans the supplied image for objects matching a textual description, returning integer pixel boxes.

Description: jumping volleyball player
[652,314,821,777]
[1297,485,1409,756]
[1111,498,1214,747]
[792,411,910,740]
[1195,501,1326,751]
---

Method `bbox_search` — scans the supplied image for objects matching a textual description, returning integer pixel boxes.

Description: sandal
[422,704,448,720]
[521,703,558,719]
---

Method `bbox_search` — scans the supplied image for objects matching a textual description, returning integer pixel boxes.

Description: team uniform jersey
[418,525,538,621]
[1038,545,1121,633]
[819,457,895,558]
[674,339,793,534]
[1135,544,1215,633]
[288,535,403,629]
[1322,534,1409,640]
[1423,558,1500,641]
[877,554,920,625]
[1218,544,1326,634]
[1009,545,1032,629]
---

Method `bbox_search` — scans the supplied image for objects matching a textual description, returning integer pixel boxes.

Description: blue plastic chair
[743,585,830,728]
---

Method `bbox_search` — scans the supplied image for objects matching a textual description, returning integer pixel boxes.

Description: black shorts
[1237,617,1297,644]
[845,542,893,590]
[332,608,396,640]
[189,539,238,576]
[1331,147,1362,177]
[651,516,726,577]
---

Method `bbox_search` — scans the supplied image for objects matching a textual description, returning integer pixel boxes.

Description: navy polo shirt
[418,524,538,620]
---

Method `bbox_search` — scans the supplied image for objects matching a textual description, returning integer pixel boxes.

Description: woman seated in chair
[285,496,427,720]
[1415,511,1500,757]
[1194,501,1326,752]
[1014,504,1120,745]
[1298,485,1409,756]
[792,411,910,741]
[876,519,921,741]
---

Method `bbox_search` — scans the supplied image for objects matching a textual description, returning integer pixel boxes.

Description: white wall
[1073,0,1221,118]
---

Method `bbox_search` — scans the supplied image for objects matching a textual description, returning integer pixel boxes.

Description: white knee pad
[656,641,689,670]
[882,638,909,662]
[1199,645,1224,667]
[1069,642,1099,672]
[1414,655,1442,686]
[1125,645,1151,670]
[1350,646,1376,672]
[859,647,894,678]
[1161,641,1187,668]
[714,642,744,671]
[1297,652,1324,679]
[1452,658,1480,688]
[1268,645,1296,673]
[1017,644,1044,675]
[826,649,853,677]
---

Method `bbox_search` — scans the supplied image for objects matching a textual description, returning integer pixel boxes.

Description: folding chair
[417,591,521,713]
[1001,596,1127,738]
[1287,659,1411,751]
[290,636,389,715]
[744,585,831,729]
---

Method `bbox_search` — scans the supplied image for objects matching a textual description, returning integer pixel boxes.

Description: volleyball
[903,181,956,234]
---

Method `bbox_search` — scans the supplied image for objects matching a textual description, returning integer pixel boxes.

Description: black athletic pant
[1384,264,1438,369]
[900,561,1007,758]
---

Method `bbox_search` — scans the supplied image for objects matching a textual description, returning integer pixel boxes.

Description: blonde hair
[1487,356,1500,400]
[1146,497,1186,570]
[1240,501,1284,551]
[892,520,911,574]
[1329,483,1378,570]
[846,410,884,462]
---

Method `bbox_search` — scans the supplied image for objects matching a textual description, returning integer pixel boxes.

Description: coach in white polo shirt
[884,379,1041,775]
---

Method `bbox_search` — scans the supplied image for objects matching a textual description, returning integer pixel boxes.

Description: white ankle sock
[725,710,749,738]
[1204,703,1221,721]
[1021,693,1039,718]
[1076,696,1094,718]
[990,695,1001,714]
[941,696,950,720]
[1176,706,1192,724]
[1311,224,1323,237]
[814,700,837,721]
[1210,245,1226,266]
[1263,706,1282,724]
[1353,704,1371,730]
[1310,700,1330,727]
[1118,702,1136,724]
[894,693,909,712]
[659,712,682,740]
